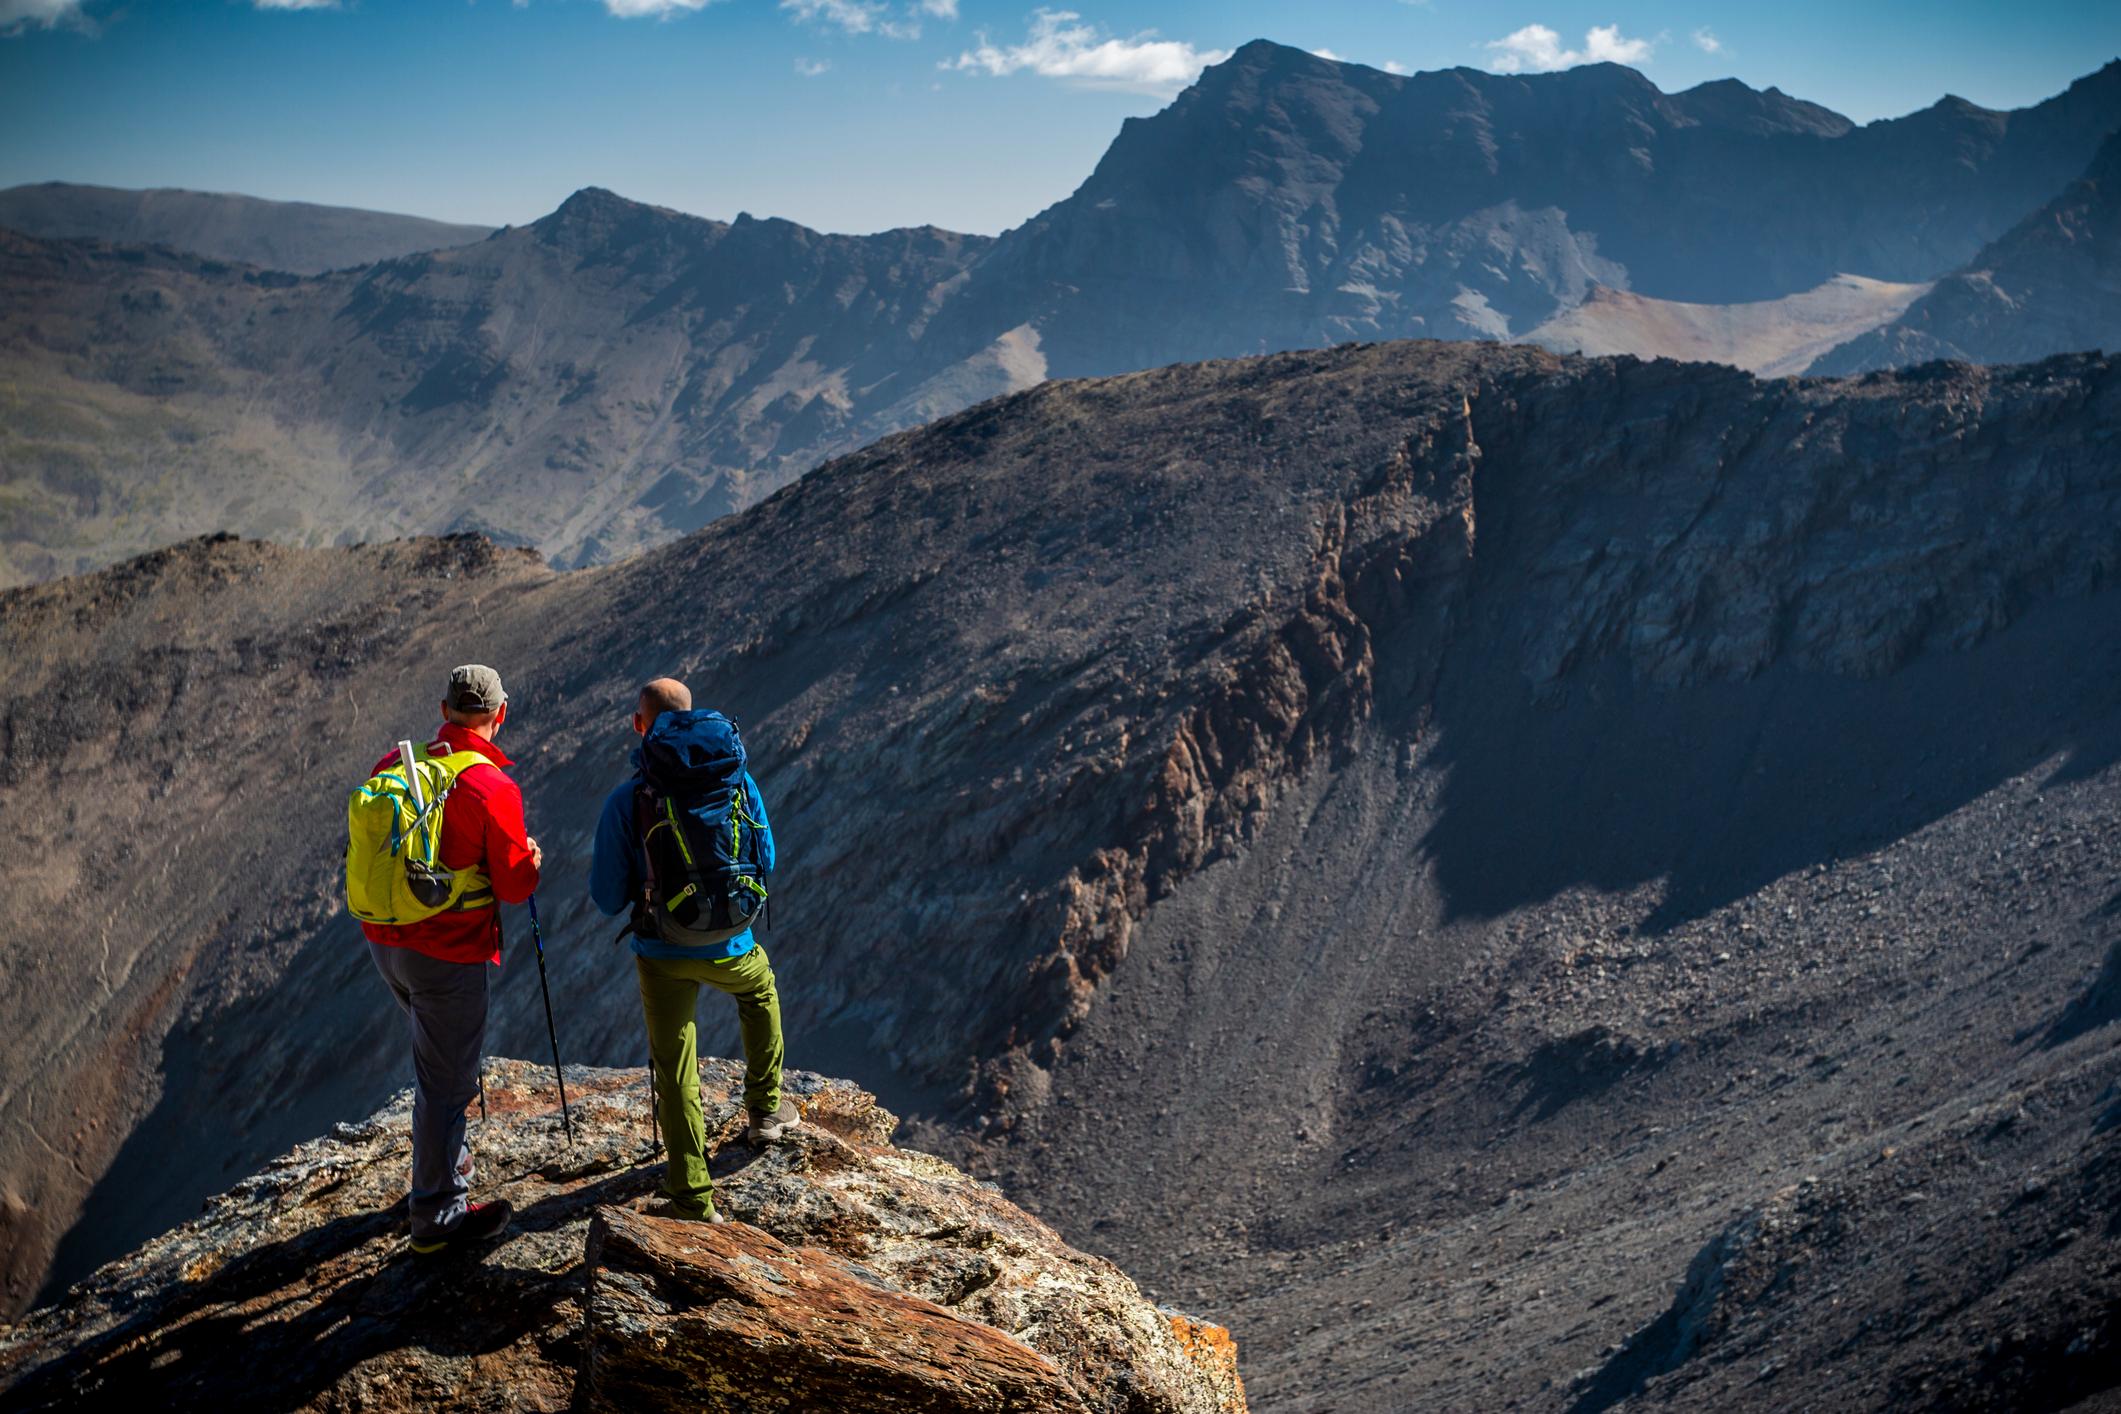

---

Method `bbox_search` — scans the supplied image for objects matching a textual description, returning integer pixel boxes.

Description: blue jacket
[590,716,775,961]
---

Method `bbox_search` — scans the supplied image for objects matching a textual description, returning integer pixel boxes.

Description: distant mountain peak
[530,185,715,256]
[547,185,653,220]
[1187,36,1339,89]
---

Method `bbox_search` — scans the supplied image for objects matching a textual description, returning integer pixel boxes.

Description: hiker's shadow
[7,1168,657,1414]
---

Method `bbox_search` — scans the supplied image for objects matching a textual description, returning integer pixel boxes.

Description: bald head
[635,677,692,735]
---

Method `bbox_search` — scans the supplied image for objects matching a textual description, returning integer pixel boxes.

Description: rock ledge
[0,1058,1245,1413]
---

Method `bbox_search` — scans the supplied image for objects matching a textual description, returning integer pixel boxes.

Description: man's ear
[496,701,509,728]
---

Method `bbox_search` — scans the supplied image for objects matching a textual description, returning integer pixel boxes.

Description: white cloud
[778,0,927,38]
[795,55,831,75]
[1,0,88,30]
[945,9,1231,97]
[1382,59,1409,75]
[782,0,882,33]
[1484,22,1653,74]
[602,0,719,16]
[1692,26,1721,54]
[1310,47,1345,62]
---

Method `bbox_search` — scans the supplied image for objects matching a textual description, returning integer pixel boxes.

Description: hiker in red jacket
[365,664,542,1254]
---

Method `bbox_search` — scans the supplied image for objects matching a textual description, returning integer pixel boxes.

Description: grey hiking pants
[368,941,488,1238]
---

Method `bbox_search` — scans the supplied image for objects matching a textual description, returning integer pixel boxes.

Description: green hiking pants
[636,945,784,1216]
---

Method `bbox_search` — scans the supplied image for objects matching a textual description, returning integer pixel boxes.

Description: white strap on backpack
[397,739,427,811]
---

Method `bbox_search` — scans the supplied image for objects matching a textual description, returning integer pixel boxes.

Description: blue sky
[3,1,2117,235]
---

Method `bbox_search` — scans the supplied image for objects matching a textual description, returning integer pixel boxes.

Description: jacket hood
[639,710,747,796]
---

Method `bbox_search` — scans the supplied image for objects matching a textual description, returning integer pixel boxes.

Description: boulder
[584,1207,1089,1412]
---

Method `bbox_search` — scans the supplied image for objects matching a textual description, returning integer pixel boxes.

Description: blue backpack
[631,710,770,946]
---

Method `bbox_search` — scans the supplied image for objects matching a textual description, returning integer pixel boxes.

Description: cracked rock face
[0,1058,1244,1413]
[584,1210,1090,1413]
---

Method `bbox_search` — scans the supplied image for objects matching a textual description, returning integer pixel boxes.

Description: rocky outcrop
[0,1058,1244,1412]
[584,1211,1089,1412]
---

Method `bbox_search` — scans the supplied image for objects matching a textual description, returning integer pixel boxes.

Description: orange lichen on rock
[1165,1310,1248,1413]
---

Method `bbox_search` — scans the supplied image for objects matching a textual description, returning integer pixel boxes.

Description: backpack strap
[632,781,658,891]
[421,746,500,911]
[624,781,661,943]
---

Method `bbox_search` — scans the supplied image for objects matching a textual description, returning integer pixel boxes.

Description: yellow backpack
[345,739,496,926]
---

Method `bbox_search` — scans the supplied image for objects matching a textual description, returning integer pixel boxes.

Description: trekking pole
[646,1050,661,1158]
[525,893,575,1147]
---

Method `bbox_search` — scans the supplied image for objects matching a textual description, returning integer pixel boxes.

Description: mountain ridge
[961,40,2121,379]
[1811,125,2121,373]
[7,43,2121,587]
[0,182,494,274]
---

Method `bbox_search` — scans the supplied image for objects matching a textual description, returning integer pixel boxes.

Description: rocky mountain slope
[1522,274,1931,377]
[0,182,493,275]
[0,201,998,585]
[2,340,2119,1408]
[0,1057,1245,1412]
[6,45,2119,586]
[1813,127,2121,374]
[944,45,2121,373]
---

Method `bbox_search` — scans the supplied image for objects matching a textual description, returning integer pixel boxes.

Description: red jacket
[361,723,540,964]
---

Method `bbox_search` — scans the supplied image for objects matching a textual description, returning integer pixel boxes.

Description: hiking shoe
[410,1199,513,1256]
[631,1195,728,1224]
[746,1098,802,1144]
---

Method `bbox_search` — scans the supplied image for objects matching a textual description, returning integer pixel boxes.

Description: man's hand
[527,836,545,872]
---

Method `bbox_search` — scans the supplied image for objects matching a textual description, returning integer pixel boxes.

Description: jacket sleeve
[746,773,775,874]
[590,783,640,917]
[480,774,541,905]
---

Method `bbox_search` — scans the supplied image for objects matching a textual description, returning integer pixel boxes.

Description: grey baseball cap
[447,664,508,713]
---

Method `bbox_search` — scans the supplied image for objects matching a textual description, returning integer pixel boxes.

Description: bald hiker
[591,677,796,1224]
[346,664,543,1255]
